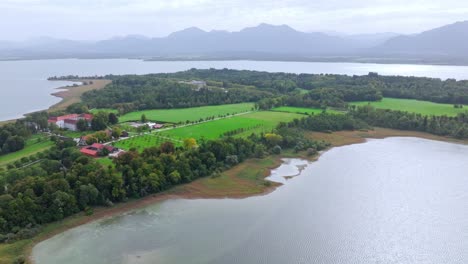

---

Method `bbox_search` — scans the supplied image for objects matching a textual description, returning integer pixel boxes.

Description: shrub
[271,145,282,155]
[307,148,317,156]
[13,256,26,264]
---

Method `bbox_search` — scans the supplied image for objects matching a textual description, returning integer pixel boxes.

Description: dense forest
[82,77,271,113]
[83,69,468,113]
[157,69,468,104]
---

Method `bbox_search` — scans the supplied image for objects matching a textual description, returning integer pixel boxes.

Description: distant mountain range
[1,21,468,64]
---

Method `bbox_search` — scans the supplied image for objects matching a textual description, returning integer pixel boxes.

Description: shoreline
[1,57,468,67]
[47,79,111,112]
[0,79,111,126]
[22,128,468,263]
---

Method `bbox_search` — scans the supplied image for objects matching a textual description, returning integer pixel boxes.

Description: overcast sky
[1,0,468,41]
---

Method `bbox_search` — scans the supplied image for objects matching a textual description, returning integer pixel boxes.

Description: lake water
[33,137,468,264]
[2,59,468,121]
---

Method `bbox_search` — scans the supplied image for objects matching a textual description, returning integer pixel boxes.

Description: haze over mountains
[1,21,468,64]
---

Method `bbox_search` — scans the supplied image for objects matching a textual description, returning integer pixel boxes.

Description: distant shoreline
[1,57,468,67]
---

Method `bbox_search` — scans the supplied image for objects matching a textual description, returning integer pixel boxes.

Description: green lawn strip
[0,136,53,168]
[350,97,468,116]
[118,103,255,123]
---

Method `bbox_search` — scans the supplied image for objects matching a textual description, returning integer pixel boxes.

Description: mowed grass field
[114,111,302,152]
[163,111,302,141]
[118,103,254,123]
[351,98,468,116]
[271,106,342,115]
[113,133,182,151]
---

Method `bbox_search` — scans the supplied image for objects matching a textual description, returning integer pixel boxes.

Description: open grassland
[271,106,342,115]
[0,135,53,168]
[118,103,254,123]
[163,111,302,141]
[351,98,468,116]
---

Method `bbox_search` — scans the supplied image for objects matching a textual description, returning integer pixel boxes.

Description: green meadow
[113,133,182,151]
[351,98,468,116]
[114,111,302,151]
[118,103,254,123]
[163,111,302,141]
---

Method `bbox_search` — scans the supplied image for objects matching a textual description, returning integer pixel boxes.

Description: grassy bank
[307,127,468,147]
[351,98,468,116]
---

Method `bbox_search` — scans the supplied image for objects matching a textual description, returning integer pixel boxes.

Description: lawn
[114,111,302,151]
[113,133,182,151]
[96,157,115,167]
[271,106,342,115]
[351,98,468,116]
[163,111,303,141]
[0,135,53,168]
[118,103,254,123]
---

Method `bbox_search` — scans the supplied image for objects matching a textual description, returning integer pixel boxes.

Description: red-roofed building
[48,114,93,131]
[80,143,117,158]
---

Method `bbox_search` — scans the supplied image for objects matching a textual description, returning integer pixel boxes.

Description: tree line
[142,69,468,104]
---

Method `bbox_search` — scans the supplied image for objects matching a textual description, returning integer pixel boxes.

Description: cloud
[1,0,468,40]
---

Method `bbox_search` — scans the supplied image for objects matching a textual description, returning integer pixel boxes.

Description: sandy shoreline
[25,128,468,263]
[48,79,111,112]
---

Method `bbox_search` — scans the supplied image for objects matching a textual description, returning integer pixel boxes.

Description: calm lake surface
[2,59,468,121]
[33,137,468,264]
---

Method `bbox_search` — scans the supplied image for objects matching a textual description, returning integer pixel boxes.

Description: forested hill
[83,69,468,113]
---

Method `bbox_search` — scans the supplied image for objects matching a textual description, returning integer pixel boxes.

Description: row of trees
[350,105,468,139]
